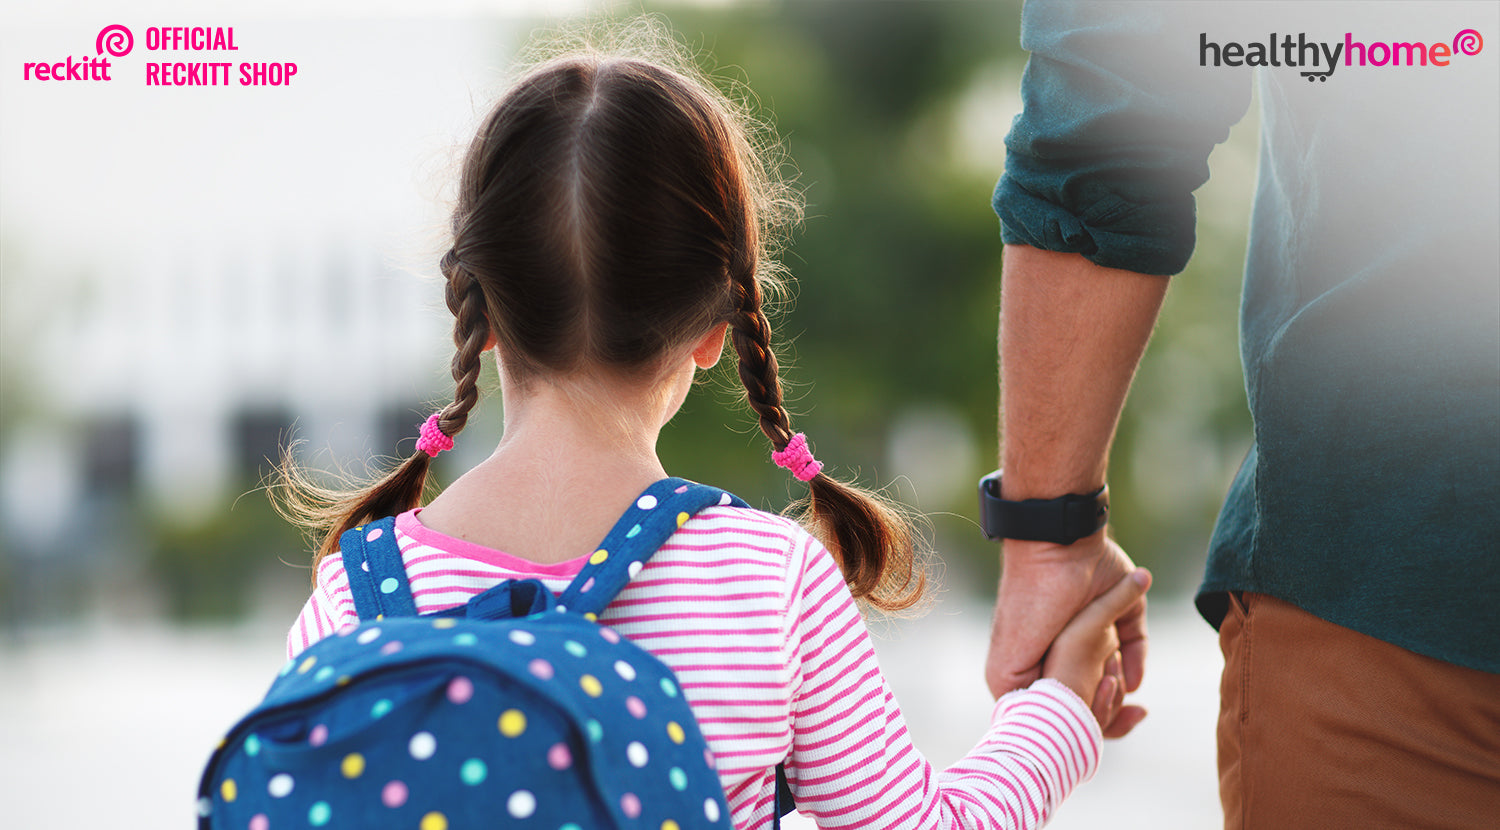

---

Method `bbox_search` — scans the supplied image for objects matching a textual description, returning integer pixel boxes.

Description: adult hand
[985,531,1149,738]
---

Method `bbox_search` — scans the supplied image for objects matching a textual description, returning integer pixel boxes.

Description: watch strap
[979,471,1109,545]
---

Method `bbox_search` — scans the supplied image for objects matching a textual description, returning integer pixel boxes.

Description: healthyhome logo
[1200,28,1484,81]
[21,24,299,87]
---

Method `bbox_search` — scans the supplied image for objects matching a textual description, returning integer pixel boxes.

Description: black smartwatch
[978,470,1109,545]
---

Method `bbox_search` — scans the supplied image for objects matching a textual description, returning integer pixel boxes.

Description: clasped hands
[987,532,1151,736]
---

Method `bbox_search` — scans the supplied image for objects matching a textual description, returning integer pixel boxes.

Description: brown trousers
[1218,592,1500,829]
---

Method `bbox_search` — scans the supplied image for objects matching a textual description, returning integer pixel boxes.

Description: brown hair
[278,23,924,610]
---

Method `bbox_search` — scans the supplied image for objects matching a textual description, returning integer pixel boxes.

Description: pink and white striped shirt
[288,505,1102,829]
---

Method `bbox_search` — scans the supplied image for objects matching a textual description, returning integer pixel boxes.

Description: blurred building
[7,233,448,510]
[0,231,451,624]
[0,19,506,613]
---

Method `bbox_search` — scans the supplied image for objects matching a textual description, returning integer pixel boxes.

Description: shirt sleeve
[286,553,359,658]
[784,537,1102,828]
[994,0,1253,275]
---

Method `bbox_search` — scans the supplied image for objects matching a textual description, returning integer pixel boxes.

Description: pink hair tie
[772,432,822,482]
[416,413,454,457]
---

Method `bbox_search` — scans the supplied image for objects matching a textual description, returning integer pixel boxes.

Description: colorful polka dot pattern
[202,613,731,828]
[197,478,742,830]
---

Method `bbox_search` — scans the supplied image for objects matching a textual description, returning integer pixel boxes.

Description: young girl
[282,25,1147,829]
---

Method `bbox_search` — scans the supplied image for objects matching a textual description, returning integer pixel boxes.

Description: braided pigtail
[438,250,490,441]
[729,273,926,612]
[276,250,494,576]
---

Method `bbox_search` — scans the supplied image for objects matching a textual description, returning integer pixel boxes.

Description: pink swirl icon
[1453,28,1483,56]
[95,24,133,57]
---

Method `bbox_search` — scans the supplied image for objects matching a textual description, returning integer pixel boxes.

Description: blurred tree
[652,0,1253,594]
[654,1,1020,491]
[148,478,305,621]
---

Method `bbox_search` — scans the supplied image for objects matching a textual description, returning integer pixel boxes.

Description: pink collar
[395,509,591,577]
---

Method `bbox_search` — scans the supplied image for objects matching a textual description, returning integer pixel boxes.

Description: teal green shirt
[995,2,1499,672]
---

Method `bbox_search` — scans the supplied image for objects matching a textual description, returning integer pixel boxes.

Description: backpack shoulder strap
[338,515,418,621]
[558,477,748,617]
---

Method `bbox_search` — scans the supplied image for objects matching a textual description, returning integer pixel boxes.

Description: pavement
[0,595,1223,828]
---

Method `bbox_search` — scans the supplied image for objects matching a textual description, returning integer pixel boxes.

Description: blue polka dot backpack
[198,478,795,829]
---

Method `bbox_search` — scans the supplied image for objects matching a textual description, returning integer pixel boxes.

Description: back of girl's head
[448,50,763,380]
[280,18,925,611]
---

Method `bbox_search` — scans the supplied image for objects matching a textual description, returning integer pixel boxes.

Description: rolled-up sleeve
[995,1,1253,276]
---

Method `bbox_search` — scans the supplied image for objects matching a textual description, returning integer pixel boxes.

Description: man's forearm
[999,245,1169,503]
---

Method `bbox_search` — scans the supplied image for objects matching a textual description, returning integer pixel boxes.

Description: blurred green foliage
[149,482,306,621]
[651,1,1256,594]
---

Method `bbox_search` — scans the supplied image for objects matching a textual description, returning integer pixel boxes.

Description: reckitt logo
[20,24,300,88]
[1199,28,1485,81]
[20,24,130,81]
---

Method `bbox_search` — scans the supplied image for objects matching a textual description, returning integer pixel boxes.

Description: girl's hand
[1042,568,1152,733]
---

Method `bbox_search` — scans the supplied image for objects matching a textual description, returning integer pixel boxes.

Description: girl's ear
[484,330,498,351]
[692,322,730,369]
